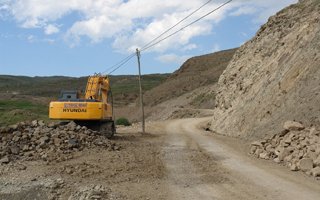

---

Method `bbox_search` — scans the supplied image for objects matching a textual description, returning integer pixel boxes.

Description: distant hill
[143,48,237,106]
[0,74,169,106]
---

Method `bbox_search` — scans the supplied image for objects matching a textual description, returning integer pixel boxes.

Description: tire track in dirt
[162,122,221,199]
[162,117,320,200]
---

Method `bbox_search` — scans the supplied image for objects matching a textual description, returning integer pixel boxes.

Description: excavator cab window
[59,90,79,101]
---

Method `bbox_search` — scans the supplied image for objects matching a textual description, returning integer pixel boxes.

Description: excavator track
[99,121,115,139]
[74,120,116,139]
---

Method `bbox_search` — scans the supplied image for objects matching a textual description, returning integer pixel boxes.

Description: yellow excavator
[49,74,115,138]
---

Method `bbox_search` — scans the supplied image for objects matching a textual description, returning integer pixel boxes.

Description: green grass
[0,74,169,125]
[0,100,48,127]
[115,117,131,126]
[0,74,169,99]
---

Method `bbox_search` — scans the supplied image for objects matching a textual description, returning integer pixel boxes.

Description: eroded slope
[210,0,320,139]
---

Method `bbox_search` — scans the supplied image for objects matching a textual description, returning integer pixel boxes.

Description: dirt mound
[250,121,320,177]
[144,49,237,106]
[146,84,217,121]
[0,120,119,164]
[210,0,320,139]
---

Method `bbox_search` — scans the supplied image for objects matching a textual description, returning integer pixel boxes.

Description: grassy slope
[0,74,168,126]
[0,74,168,98]
[0,100,48,126]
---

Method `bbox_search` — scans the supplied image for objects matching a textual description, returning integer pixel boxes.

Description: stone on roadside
[10,146,20,155]
[290,164,299,171]
[314,156,320,166]
[311,167,320,177]
[283,121,304,131]
[16,164,27,170]
[299,158,314,171]
[251,141,263,147]
[0,156,10,164]
[273,157,281,163]
[250,145,257,154]
[259,152,269,159]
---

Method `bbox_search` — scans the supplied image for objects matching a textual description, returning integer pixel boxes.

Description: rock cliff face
[210,0,320,139]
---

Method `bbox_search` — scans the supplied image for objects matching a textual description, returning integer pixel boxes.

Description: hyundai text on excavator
[49,74,115,138]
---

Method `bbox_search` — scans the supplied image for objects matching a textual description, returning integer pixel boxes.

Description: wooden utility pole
[136,48,145,133]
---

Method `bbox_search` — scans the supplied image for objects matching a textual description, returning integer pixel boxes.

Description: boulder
[0,156,10,164]
[290,164,299,171]
[299,158,314,171]
[283,121,304,131]
[31,120,38,127]
[10,146,20,155]
[259,152,269,159]
[314,156,320,166]
[311,167,320,177]
[278,148,291,161]
[251,141,263,147]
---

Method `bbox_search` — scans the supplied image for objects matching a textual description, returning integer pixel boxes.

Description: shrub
[116,117,131,126]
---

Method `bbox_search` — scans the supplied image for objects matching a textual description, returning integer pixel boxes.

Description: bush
[116,117,131,126]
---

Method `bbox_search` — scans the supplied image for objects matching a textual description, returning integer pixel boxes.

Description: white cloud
[44,38,55,44]
[229,6,257,16]
[231,0,298,23]
[156,53,190,64]
[44,24,59,35]
[1,0,298,52]
[182,44,197,51]
[212,44,220,53]
[27,35,35,43]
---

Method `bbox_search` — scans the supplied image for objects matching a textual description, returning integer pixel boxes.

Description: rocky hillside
[210,0,320,139]
[143,48,237,106]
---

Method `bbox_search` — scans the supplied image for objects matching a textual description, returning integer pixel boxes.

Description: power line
[101,52,135,74]
[102,0,217,75]
[141,0,215,50]
[107,53,136,75]
[141,0,232,52]
[105,0,232,75]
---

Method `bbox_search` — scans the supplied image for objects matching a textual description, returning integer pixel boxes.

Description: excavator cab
[59,90,81,101]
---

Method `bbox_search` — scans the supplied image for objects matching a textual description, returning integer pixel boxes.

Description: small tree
[116,117,131,126]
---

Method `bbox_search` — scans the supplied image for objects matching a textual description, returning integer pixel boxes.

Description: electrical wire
[141,0,232,52]
[102,0,217,75]
[107,53,137,75]
[104,0,232,75]
[141,0,215,50]
[101,52,136,74]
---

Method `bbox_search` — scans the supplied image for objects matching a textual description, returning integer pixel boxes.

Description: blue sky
[0,0,297,77]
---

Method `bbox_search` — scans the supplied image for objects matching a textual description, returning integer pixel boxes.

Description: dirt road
[1,117,320,199]
[159,118,320,200]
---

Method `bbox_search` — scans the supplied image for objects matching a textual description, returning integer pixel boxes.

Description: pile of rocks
[0,120,119,164]
[250,121,320,177]
[68,184,112,200]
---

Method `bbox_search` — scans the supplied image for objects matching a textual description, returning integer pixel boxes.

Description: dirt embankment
[118,49,237,122]
[144,48,237,107]
[210,0,320,139]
